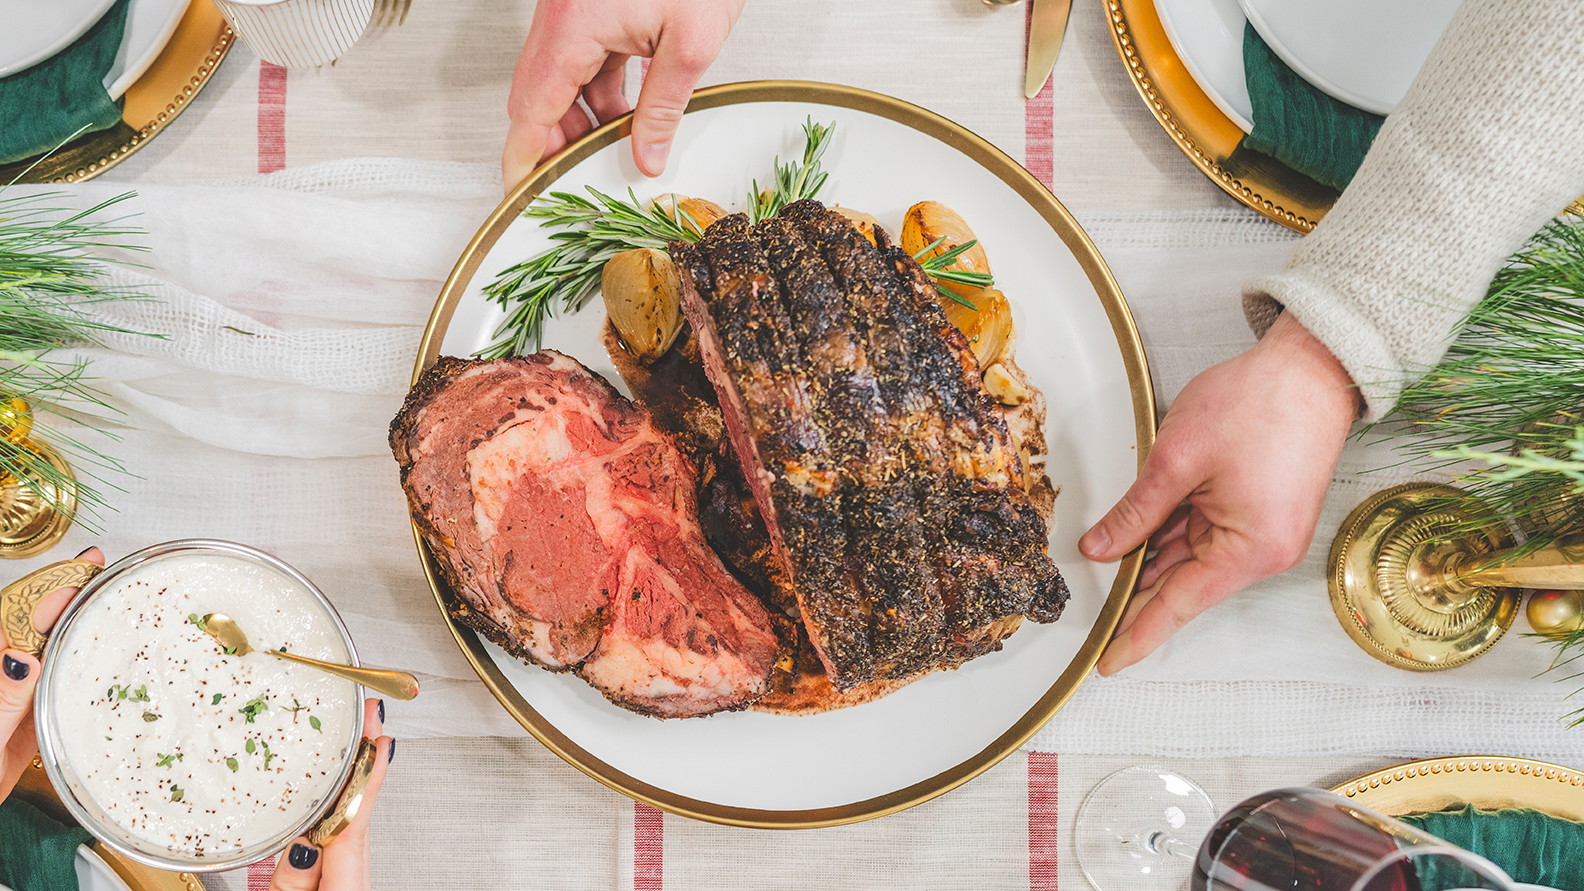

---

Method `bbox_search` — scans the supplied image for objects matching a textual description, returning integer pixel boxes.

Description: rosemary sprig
[480,117,978,356]
[479,120,836,357]
[914,237,992,309]
[477,188,702,359]
[748,118,833,224]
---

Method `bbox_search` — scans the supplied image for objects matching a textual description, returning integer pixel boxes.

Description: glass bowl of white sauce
[29,540,369,872]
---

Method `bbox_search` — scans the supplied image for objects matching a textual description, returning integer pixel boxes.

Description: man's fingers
[557,104,595,146]
[503,31,607,188]
[1137,535,1192,591]
[1097,558,1253,675]
[584,55,633,123]
[266,837,323,891]
[1080,449,1197,562]
[630,34,714,176]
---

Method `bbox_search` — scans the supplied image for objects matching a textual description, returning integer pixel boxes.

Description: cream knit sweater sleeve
[1242,0,1584,422]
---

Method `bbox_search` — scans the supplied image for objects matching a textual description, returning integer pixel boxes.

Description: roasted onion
[602,248,683,362]
[941,286,1013,368]
[900,201,992,303]
[831,206,882,246]
[650,194,728,236]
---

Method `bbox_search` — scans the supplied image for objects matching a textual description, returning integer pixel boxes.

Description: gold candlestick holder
[0,397,78,560]
[1328,482,1536,671]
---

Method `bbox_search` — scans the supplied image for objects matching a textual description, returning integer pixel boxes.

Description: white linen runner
[10,159,1582,762]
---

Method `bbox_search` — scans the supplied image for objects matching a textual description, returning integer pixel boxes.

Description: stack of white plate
[1153,0,1460,132]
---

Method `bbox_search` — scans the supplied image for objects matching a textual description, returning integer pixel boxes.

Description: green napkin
[0,796,91,891]
[1402,805,1584,890]
[1239,23,1385,192]
[0,0,131,166]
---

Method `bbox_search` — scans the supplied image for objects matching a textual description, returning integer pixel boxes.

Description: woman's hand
[1080,314,1361,675]
[502,0,743,188]
[0,547,104,802]
[267,698,395,891]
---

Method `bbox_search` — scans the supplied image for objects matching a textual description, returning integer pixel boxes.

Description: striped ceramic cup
[211,0,375,68]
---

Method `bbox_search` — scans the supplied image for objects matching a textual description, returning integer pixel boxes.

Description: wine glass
[1074,765,1219,890]
[1194,787,1541,891]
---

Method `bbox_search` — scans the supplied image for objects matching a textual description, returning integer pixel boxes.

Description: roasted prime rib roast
[390,352,782,718]
[672,200,1069,691]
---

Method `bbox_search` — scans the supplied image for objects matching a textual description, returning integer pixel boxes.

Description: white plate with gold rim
[412,81,1152,828]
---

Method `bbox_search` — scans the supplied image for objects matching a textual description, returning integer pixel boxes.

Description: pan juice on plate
[48,552,358,859]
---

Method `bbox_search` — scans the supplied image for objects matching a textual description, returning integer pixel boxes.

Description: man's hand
[502,0,743,189]
[1080,314,1361,675]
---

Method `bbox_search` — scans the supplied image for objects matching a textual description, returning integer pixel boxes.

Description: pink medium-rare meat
[390,352,782,718]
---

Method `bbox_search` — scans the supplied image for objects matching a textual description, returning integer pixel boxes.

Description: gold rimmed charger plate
[0,2,232,184]
[1333,755,1584,821]
[411,80,1153,829]
[14,757,205,891]
[1106,0,1338,233]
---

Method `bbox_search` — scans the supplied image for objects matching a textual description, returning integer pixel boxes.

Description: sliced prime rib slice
[673,202,1068,690]
[390,352,781,718]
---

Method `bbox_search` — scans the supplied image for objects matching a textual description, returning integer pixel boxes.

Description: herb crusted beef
[390,352,782,718]
[673,201,1069,691]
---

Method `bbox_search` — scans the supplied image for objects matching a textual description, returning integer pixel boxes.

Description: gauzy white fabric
[10,159,1584,761]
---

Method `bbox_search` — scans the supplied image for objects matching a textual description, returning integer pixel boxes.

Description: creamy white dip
[48,552,359,860]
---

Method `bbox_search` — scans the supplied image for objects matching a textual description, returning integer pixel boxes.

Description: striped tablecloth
[14,1,1571,888]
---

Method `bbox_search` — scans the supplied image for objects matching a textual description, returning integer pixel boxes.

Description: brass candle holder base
[1329,483,1522,671]
[0,441,77,559]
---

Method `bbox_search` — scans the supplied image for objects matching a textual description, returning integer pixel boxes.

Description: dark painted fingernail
[3,655,28,681]
[75,547,94,559]
[387,738,397,763]
[288,843,318,870]
[376,698,385,723]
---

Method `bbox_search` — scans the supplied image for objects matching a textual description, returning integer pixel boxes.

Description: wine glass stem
[1142,830,1198,860]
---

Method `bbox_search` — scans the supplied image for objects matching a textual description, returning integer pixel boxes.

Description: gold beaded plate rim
[15,758,205,891]
[1106,0,1339,233]
[1332,755,1584,822]
[0,2,233,184]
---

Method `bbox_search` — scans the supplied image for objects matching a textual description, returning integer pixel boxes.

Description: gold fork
[367,0,411,32]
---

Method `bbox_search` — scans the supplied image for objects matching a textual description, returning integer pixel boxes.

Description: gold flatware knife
[1024,0,1074,99]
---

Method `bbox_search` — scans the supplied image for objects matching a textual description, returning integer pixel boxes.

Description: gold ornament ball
[0,396,30,445]
[1527,590,1584,637]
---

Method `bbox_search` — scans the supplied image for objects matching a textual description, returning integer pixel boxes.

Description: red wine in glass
[1193,788,1521,891]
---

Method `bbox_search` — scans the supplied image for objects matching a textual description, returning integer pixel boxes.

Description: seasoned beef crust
[673,201,1069,691]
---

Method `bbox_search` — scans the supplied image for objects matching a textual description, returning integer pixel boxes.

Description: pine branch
[0,189,153,528]
[1379,212,1584,725]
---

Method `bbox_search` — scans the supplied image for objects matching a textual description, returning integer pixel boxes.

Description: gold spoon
[202,613,420,701]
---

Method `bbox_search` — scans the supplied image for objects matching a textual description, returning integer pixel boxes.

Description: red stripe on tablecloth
[247,857,274,890]
[1022,3,1055,187]
[634,802,664,891]
[257,62,288,174]
[1028,752,1059,891]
